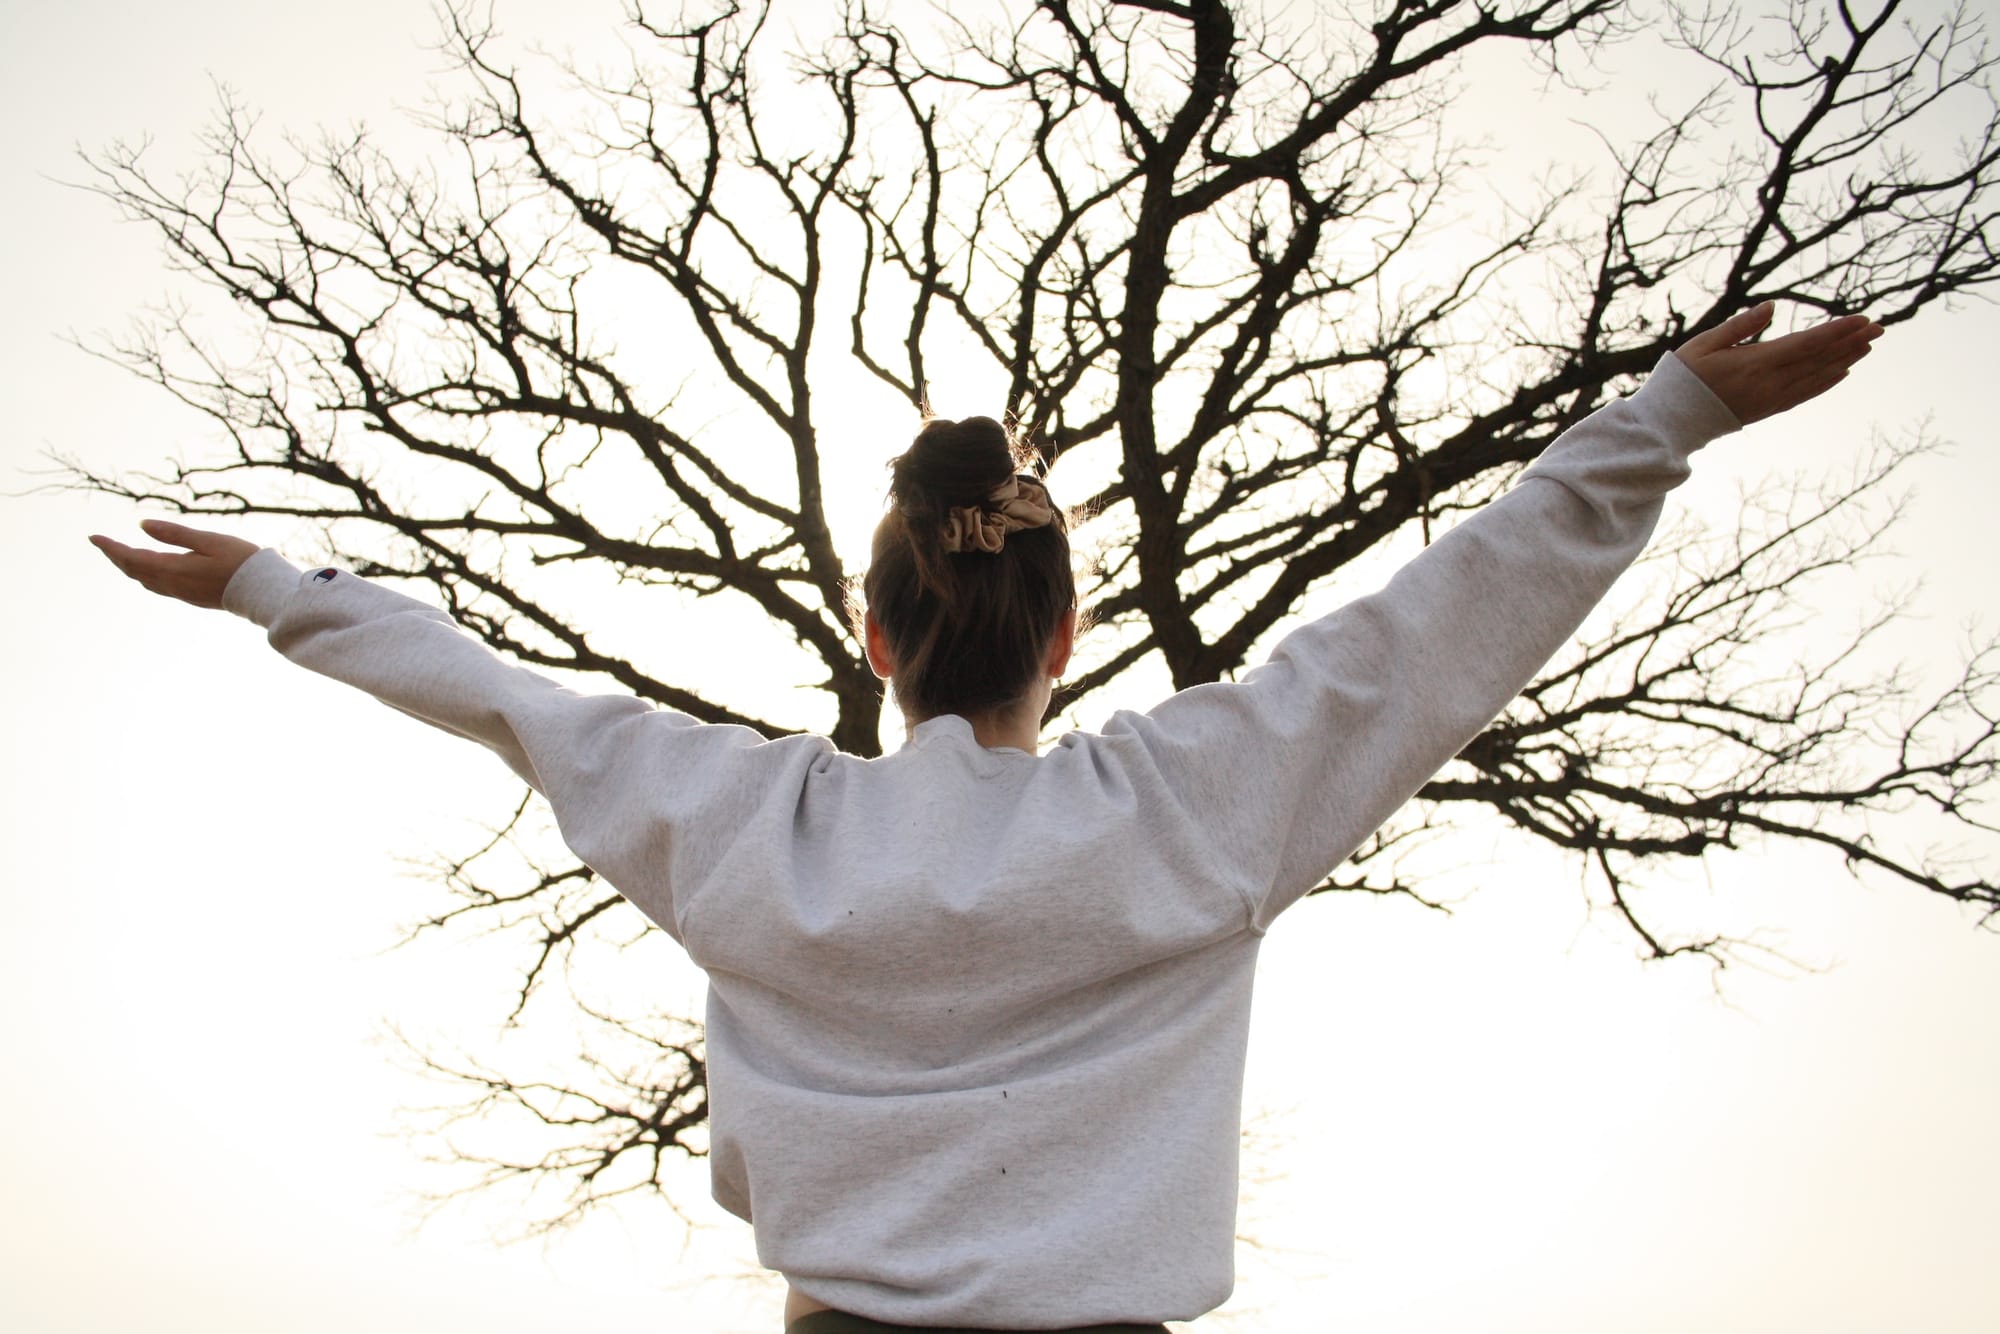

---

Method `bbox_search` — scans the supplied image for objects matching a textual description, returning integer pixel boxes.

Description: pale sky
[3,3,1997,1333]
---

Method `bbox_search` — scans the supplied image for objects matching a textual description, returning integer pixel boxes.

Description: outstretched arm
[86,521,825,943]
[1113,305,1884,928]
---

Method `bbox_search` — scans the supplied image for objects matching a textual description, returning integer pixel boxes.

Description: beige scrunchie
[939,475,1055,554]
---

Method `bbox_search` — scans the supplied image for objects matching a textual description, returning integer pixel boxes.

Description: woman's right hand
[90,519,261,610]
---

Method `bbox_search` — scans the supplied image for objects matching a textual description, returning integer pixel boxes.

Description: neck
[966,703,1042,752]
[910,689,1049,754]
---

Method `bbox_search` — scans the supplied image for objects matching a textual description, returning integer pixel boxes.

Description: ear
[864,611,896,681]
[1045,605,1077,680]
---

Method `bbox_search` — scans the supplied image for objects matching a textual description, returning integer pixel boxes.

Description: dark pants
[786,1312,1170,1334]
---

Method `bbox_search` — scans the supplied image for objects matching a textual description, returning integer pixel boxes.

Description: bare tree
[68,0,1999,1227]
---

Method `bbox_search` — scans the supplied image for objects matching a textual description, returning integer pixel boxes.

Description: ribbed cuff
[221,547,303,628]
[1648,350,1743,444]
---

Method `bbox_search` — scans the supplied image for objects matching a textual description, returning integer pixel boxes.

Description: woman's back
[697,717,1258,1325]
[688,712,1254,1022]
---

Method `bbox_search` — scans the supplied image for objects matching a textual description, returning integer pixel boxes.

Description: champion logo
[311,568,338,584]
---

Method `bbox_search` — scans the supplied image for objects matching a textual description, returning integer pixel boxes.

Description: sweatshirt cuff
[1645,350,1743,445]
[222,547,304,628]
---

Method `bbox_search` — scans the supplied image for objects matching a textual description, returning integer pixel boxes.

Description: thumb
[1681,301,1775,357]
[139,518,217,553]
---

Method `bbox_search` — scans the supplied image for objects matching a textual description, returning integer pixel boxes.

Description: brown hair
[860,415,1075,721]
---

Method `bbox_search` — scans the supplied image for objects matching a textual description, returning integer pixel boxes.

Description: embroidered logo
[311,568,338,584]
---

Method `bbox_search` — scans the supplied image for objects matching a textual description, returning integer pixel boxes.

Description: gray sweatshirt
[223,353,1739,1328]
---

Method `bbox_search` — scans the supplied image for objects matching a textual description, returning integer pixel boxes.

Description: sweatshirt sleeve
[221,556,829,941]
[1099,352,1742,930]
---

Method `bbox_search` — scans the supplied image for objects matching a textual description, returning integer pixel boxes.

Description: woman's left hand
[1675,302,1884,426]
[90,519,260,610]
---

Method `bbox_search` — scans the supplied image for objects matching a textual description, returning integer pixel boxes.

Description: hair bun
[890,416,1019,514]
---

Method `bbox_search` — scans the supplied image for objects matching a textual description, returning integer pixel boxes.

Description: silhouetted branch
[66,0,2000,1221]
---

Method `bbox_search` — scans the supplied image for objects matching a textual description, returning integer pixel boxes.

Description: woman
[93,305,1880,1333]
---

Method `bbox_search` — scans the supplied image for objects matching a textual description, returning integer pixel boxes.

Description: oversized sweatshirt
[222,353,1741,1329]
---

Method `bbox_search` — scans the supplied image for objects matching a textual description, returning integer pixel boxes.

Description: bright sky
[3,3,1996,1333]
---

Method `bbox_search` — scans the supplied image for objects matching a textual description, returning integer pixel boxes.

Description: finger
[101,539,207,595]
[88,534,140,576]
[1784,366,1852,410]
[1683,301,1776,356]
[1760,314,1880,370]
[1801,336,1876,386]
[138,518,214,552]
[115,547,183,590]
[91,531,179,578]
[1765,340,1875,413]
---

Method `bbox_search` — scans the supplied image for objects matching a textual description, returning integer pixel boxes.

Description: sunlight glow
[8,2,1998,1333]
